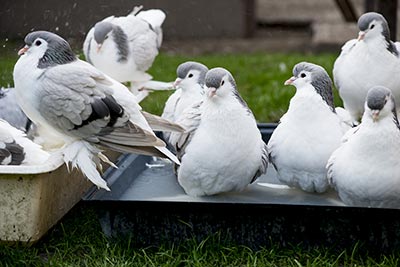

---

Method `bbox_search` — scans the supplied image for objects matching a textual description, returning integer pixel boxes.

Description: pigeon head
[205,67,237,98]
[174,61,209,89]
[365,86,398,123]
[205,67,251,112]
[357,12,390,42]
[18,31,76,69]
[94,21,114,45]
[285,62,335,112]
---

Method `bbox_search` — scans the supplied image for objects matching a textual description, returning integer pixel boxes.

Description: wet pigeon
[268,62,350,193]
[13,31,182,190]
[161,61,208,144]
[333,12,400,123]
[83,6,166,99]
[327,86,400,208]
[0,119,49,165]
[170,67,268,197]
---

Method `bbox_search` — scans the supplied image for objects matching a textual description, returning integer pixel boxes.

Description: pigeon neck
[363,34,399,56]
[38,48,76,69]
[112,25,129,62]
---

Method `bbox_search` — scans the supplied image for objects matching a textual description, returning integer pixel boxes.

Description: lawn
[2,204,400,267]
[1,44,398,266]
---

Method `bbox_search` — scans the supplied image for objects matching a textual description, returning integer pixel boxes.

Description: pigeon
[0,88,31,131]
[83,6,167,100]
[268,62,350,193]
[161,61,208,144]
[0,119,49,165]
[327,86,400,208]
[333,12,400,123]
[169,67,268,197]
[13,31,182,191]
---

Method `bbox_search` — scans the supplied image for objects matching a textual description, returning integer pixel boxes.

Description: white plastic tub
[0,153,93,243]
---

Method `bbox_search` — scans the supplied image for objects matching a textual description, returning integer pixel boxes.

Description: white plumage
[14,31,180,191]
[268,62,349,193]
[327,86,400,208]
[333,12,400,123]
[83,6,165,84]
[162,61,208,145]
[0,119,49,166]
[170,67,268,197]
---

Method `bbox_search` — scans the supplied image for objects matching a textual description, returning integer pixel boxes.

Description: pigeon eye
[370,24,375,29]
[35,40,42,46]
[300,73,306,78]
[188,73,193,78]
[221,80,225,86]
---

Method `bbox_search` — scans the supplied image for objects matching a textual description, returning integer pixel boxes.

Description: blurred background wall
[1,0,398,52]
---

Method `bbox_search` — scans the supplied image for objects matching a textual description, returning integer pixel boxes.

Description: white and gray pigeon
[0,88,31,131]
[161,61,208,145]
[83,6,166,99]
[0,119,49,166]
[333,12,400,123]
[13,31,182,191]
[268,62,350,193]
[169,67,268,197]
[327,86,400,208]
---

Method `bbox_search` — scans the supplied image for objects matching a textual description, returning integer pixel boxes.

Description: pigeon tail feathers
[155,145,180,165]
[62,140,110,191]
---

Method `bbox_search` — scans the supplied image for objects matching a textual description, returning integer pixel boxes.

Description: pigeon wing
[169,101,203,161]
[37,63,162,148]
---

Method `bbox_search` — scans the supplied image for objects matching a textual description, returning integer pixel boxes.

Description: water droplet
[55,27,59,31]
[278,62,287,72]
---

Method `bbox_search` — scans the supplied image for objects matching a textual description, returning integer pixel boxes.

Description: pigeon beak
[371,110,380,122]
[96,43,103,52]
[358,31,366,41]
[173,78,182,89]
[284,76,296,85]
[18,45,29,56]
[207,87,217,98]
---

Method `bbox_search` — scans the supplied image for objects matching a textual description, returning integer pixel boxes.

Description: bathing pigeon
[83,6,166,99]
[13,31,181,191]
[0,119,49,166]
[327,86,400,208]
[161,61,208,144]
[333,12,400,123]
[268,62,350,193]
[170,67,268,197]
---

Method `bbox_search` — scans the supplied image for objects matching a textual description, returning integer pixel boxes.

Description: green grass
[1,204,400,267]
[0,39,21,88]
